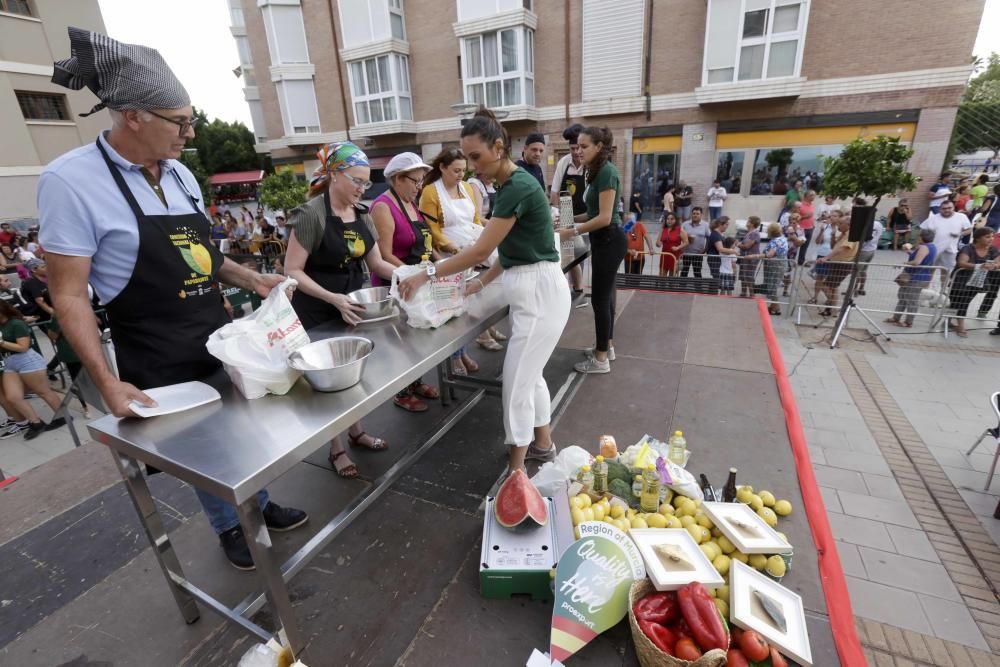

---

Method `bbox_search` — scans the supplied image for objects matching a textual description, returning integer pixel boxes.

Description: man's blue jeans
[195,488,269,534]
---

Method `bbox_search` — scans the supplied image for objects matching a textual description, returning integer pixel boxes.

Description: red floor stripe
[0,476,19,490]
[755,297,866,667]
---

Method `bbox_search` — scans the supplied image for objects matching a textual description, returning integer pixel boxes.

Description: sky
[98,0,1000,130]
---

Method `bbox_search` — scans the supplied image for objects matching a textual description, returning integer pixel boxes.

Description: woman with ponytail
[397,108,570,474]
[561,126,627,374]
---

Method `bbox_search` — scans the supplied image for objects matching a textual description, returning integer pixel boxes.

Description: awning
[209,170,265,185]
[368,156,391,170]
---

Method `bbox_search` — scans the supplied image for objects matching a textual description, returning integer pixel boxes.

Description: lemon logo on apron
[567,180,577,197]
[178,228,213,275]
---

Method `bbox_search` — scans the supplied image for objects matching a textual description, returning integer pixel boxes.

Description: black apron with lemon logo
[97,140,229,390]
[389,188,432,265]
[291,189,376,329]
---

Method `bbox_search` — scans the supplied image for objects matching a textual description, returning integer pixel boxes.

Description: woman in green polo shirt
[561,126,627,374]
[398,108,570,473]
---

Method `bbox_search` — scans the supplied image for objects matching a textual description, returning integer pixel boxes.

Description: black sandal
[348,431,388,451]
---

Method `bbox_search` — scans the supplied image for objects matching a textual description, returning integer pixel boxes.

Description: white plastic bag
[531,445,593,497]
[389,265,466,329]
[206,278,309,399]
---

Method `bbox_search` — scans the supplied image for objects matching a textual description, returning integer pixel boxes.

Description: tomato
[770,645,789,667]
[726,649,750,667]
[739,630,770,661]
[674,638,703,661]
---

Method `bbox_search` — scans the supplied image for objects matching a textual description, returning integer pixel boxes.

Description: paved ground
[3,280,1000,666]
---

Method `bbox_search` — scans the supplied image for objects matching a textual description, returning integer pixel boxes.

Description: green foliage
[764,148,795,180]
[258,171,307,215]
[964,53,1000,104]
[185,107,264,175]
[952,103,1000,157]
[178,150,211,202]
[821,136,918,205]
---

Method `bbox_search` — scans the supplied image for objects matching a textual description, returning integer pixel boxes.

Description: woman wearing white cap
[370,152,441,413]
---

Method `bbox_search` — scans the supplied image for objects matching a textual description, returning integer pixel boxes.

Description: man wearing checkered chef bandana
[38,28,310,571]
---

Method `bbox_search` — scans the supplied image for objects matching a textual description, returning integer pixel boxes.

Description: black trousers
[681,254,703,278]
[591,227,627,352]
[797,227,814,265]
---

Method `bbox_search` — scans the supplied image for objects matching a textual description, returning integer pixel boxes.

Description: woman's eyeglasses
[344,175,373,191]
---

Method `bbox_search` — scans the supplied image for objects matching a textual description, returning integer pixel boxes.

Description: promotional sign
[548,522,645,663]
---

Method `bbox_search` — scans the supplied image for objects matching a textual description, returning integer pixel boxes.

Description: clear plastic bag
[531,445,593,496]
[389,265,466,329]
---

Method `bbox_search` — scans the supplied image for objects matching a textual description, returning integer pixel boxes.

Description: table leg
[112,452,200,624]
[437,361,451,407]
[236,495,306,656]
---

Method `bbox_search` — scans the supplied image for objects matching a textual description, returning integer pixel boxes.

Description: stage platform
[0,292,844,666]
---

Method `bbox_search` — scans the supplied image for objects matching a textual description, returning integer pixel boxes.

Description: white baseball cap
[384,152,431,179]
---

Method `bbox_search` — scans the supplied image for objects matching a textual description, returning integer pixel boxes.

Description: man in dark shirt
[0,223,15,247]
[516,132,546,191]
[20,259,53,321]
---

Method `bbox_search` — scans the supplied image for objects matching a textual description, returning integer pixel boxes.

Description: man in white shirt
[707,180,727,222]
[922,200,971,288]
[928,172,952,214]
[549,124,587,300]
[816,194,837,221]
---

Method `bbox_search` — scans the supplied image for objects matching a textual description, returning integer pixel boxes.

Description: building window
[243,67,256,87]
[235,36,253,66]
[349,54,412,125]
[275,79,320,135]
[389,0,406,40]
[748,145,837,195]
[262,4,310,65]
[15,92,70,121]
[248,100,268,142]
[0,0,32,16]
[457,0,529,22]
[228,0,244,28]
[462,27,534,108]
[704,0,807,85]
[715,151,745,194]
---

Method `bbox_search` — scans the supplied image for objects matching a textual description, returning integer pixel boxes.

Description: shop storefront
[631,134,682,221]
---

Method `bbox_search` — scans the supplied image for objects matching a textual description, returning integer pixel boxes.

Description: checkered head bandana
[52,27,190,117]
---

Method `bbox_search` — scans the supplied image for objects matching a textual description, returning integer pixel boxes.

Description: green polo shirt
[585,162,621,226]
[492,167,559,268]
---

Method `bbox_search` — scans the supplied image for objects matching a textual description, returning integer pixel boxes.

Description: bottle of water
[668,431,687,466]
[577,465,594,493]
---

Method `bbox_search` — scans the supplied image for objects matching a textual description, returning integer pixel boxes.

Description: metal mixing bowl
[348,286,394,319]
[288,337,374,392]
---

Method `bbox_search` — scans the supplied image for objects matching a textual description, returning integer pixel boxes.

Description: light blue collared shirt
[38,131,205,304]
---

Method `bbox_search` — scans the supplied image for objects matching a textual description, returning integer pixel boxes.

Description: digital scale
[479,485,575,601]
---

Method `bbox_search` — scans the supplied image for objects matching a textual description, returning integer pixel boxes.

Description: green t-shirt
[1,318,30,351]
[492,167,559,268]
[972,183,989,209]
[785,189,801,206]
[584,162,621,226]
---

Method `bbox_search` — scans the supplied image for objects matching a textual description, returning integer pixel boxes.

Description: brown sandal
[348,431,388,451]
[393,393,428,413]
[411,382,439,399]
[329,450,359,478]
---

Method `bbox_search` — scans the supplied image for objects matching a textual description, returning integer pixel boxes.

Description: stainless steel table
[86,252,587,658]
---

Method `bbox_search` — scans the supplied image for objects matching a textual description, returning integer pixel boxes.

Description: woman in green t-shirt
[398,108,569,474]
[0,300,66,440]
[561,126,627,374]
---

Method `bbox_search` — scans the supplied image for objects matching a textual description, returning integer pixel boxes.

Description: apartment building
[0,0,109,222]
[233,0,983,219]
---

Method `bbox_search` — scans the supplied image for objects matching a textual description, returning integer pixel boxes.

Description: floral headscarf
[310,141,369,186]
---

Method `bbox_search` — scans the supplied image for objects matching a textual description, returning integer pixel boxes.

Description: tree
[822,136,918,208]
[964,53,1000,104]
[178,150,211,202]
[185,107,265,175]
[257,171,307,215]
[765,148,795,182]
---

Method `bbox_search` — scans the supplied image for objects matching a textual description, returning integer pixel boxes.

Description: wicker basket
[628,579,728,667]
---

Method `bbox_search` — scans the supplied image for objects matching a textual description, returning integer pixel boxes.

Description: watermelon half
[494,469,549,529]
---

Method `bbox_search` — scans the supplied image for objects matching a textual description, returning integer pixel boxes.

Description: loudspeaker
[849,205,876,243]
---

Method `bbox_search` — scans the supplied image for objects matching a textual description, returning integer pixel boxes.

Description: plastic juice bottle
[668,431,687,466]
[640,464,661,513]
[632,475,643,500]
[577,465,594,493]
[592,455,608,494]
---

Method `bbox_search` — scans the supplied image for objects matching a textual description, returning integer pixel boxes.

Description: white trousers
[501,261,571,446]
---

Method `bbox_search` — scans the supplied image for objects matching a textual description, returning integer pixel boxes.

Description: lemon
[677,502,697,518]
[774,499,793,516]
[189,241,213,274]
[666,515,683,529]
[577,493,592,509]
[592,504,606,521]
[603,515,615,524]
[757,507,778,528]
[766,555,787,578]
[698,526,712,543]
[716,584,731,603]
[658,503,675,516]
[583,507,594,522]
[711,527,723,538]
[574,526,581,539]
[714,598,729,619]
[610,504,626,519]
[713,554,731,576]
[686,524,705,544]
[570,496,584,510]
[662,489,674,505]
[731,551,749,564]
[673,495,689,509]
[700,543,720,561]
[680,515,696,529]
[693,498,703,508]
[646,513,668,529]
[749,553,768,571]
[627,508,637,520]
[631,516,648,530]
[749,494,764,512]
[571,507,585,526]
[736,486,754,504]
[717,535,736,554]
[696,513,715,530]
[759,490,776,507]
[615,519,630,532]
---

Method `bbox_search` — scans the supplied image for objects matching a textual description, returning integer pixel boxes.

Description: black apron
[559,168,587,216]
[290,190,376,329]
[98,140,229,392]
[388,188,432,266]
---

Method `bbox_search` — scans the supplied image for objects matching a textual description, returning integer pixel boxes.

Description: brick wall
[310,1,349,132]
[904,107,960,221]
[406,0,462,123]
[240,0,284,143]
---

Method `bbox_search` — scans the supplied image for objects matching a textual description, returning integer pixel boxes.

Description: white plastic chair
[966,391,1000,491]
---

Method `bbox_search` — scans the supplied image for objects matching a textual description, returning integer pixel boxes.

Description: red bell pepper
[639,619,677,655]
[633,591,679,624]
[677,582,728,652]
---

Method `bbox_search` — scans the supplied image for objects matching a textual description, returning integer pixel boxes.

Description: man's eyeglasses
[344,175,373,191]
[147,110,195,137]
